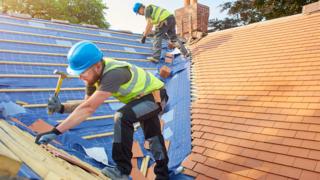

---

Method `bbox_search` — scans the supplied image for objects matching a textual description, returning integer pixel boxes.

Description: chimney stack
[175,0,209,40]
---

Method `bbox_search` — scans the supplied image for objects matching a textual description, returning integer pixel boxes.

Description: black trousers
[153,15,188,59]
[112,89,169,180]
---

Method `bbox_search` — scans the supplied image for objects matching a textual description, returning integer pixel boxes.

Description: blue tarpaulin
[0,14,192,179]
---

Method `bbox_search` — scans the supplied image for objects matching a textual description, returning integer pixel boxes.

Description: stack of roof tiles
[183,2,320,180]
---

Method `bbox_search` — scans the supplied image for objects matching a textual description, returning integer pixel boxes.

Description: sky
[104,0,233,33]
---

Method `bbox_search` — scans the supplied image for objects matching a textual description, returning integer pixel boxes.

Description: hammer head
[53,70,67,79]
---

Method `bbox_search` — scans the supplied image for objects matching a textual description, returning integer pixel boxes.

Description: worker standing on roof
[35,41,169,180]
[133,2,190,63]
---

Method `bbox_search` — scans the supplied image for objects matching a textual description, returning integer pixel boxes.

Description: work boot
[172,41,190,59]
[184,49,191,59]
[101,166,129,180]
[147,57,160,63]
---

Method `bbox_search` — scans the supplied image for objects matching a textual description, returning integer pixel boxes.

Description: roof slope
[0,13,191,179]
[184,8,320,180]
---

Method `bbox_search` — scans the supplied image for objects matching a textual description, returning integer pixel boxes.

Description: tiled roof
[185,5,320,180]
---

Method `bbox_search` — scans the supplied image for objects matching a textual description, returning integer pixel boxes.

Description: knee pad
[148,136,166,161]
[113,112,123,143]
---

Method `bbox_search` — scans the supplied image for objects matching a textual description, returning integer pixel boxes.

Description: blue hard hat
[133,2,143,14]
[67,41,103,75]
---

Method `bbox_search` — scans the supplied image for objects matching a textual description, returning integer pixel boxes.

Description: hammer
[48,70,67,115]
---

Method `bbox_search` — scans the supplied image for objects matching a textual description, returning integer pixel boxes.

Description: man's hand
[48,96,63,114]
[140,36,146,44]
[35,127,61,145]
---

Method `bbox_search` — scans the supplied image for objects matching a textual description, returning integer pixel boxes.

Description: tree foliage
[209,0,318,32]
[2,0,109,28]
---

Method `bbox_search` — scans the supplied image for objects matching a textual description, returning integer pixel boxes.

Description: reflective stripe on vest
[149,5,171,26]
[117,66,151,96]
[102,58,163,103]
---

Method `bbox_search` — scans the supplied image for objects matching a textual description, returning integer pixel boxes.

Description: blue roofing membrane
[0,14,192,179]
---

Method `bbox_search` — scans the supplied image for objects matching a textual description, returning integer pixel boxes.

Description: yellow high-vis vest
[149,5,172,26]
[101,58,164,103]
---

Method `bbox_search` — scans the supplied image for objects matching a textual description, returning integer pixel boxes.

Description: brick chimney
[303,1,320,14]
[175,0,209,40]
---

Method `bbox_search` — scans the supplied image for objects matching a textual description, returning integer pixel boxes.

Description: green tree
[208,18,240,32]
[2,0,109,28]
[209,0,318,32]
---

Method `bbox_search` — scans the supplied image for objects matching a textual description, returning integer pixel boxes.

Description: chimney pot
[184,0,190,7]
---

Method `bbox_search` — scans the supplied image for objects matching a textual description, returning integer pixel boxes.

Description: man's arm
[56,90,111,133]
[62,102,81,113]
[143,18,153,37]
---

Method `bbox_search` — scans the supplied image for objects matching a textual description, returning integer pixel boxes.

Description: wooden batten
[0,120,108,180]
[0,141,22,177]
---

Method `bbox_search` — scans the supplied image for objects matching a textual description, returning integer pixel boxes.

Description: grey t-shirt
[145,5,153,19]
[85,67,131,96]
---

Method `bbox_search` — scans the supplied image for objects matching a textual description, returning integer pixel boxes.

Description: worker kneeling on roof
[35,41,170,180]
[133,2,190,63]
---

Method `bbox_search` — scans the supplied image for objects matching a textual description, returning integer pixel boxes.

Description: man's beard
[85,71,100,86]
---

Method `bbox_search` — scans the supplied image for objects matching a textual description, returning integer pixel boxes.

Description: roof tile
[309,150,320,161]
[302,140,320,150]
[246,169,267,179]
[278,165,302,179]
[293,157,317,171]
[276,129,297,138]
[287,147,310,158]
[190,153,207,163]
[256,151,277,162]
[182,168,198,177]
[232,164,251,177]
[217,161,235,172]
[274,154,295,166]
[192,138,206,146]
[130,168,147,180]
[219,172,241,180]
[192,131,204,138]
[203,140,216,149]
[315,162,320,172]
[132,141,143,158]
[296,131,316,140]
[203,149,219,159]
[193,163,210,175]
[269,144,290,154]
[28,119,53,133]
[265,173,288,180]
[146,163,156,180]
[282,138,303,146]
[192,146,206,154]
[300,170,320,180]
[181,156,197,169]
[195,174,215,180]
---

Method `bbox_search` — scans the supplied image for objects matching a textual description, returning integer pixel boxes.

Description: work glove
[35,127,61,145]
[140,36,146,44]
[48,96,63,114]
